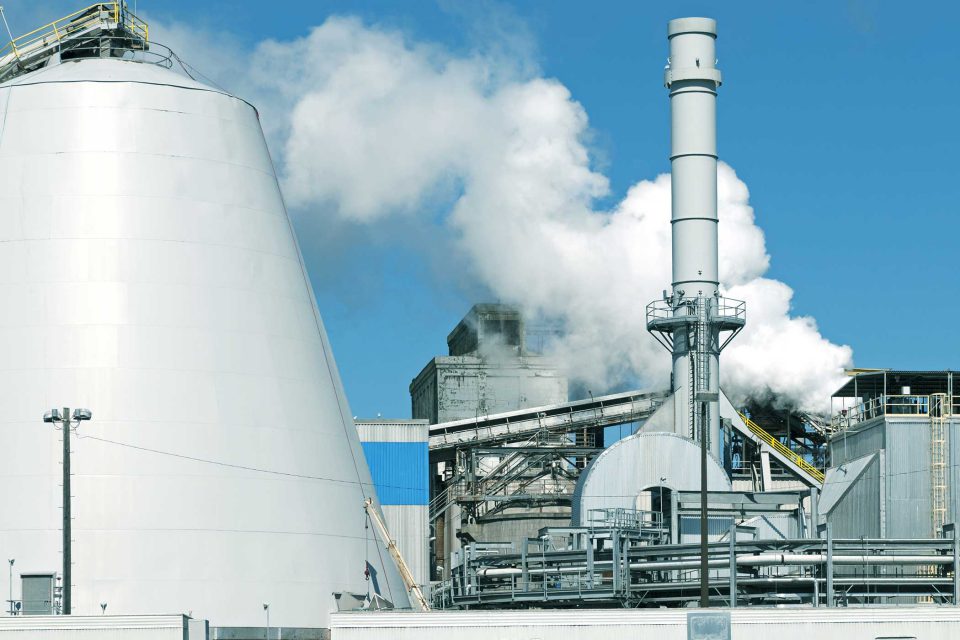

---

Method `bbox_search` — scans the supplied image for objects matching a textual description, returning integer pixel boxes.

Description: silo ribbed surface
[0,58,408,627]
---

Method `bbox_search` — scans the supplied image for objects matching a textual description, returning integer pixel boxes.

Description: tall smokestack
[647,18,744,457]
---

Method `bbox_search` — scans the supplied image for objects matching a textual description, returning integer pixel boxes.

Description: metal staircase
[737,411,825,484]
[0,2,148,83]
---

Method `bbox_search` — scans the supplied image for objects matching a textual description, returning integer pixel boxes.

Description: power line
[78,431,960,501]
[78,434,425,493]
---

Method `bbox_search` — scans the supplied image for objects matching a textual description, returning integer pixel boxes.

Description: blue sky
[11,1,960,418]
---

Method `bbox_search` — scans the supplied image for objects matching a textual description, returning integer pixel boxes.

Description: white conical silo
[0,14,408,630]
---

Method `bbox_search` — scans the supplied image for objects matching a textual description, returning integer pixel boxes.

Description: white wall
[331,607,960,640]
[0,615,199,640]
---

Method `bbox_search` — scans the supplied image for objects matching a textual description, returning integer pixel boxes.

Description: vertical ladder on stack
[689,297,711,447]
[687,323,698,442]
[931,393,949,536]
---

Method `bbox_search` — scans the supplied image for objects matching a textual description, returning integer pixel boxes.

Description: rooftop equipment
[0,2,148,82]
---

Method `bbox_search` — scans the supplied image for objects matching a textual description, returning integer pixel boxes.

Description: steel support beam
[728,524,737,607]
[826,523,834,607]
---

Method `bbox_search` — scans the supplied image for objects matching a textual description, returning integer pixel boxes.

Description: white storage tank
[0,32,407,630]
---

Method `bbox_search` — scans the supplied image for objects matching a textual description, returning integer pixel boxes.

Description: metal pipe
[737,576,953,585]
[809,487,819,537]
[474,553,951,577]
[6,558,12,616]
[826,522,833,607]
[62,407,71,615]
[728,524,736,607]
[700,397,709,606]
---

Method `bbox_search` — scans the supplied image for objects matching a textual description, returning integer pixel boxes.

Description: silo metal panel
[0,58,408,627]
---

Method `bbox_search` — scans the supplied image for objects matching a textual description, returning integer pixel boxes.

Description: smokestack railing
[646,295,745,352]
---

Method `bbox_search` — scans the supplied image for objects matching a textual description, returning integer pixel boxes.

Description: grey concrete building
[410,304,568,424]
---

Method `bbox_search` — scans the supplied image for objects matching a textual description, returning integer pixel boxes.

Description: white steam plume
[156,16,852,414]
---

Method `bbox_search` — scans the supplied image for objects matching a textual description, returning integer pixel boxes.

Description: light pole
[43,407,92,615]
[7,558,13,616]
[698,395,711,607]
[262,603,270,640]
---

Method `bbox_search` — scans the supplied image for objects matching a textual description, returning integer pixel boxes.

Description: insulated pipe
[665,18,723,453]
[474,554,951,577]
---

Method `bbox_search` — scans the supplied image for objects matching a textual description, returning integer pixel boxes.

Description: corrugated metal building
[356,420,430,596]
[823,371,960,539]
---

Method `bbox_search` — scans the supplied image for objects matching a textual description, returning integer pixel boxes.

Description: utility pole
[7,558,13,615]
[43,407,92,615]
[698,394,715,607]
[62,408,71,615]
[700,399,708,606]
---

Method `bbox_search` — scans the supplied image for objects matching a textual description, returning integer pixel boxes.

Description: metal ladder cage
[931,393,949,536]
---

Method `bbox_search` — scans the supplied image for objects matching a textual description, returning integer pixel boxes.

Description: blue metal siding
[361,442,429,505]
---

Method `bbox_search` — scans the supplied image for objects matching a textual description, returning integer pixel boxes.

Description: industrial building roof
[832,369,955,398]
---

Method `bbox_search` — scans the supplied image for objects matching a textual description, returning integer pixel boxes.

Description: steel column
[61,407,71,615]
[826,523,834,607]
[948,523,960,605]
[728,524,737,607]
[700,399,709,606]
[809,487,819,538]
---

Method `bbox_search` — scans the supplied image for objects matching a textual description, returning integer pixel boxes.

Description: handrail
[739,412,825,483]
[831,394,959,431]
[0,2,148,64]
